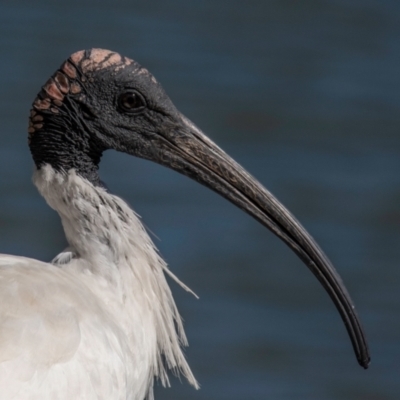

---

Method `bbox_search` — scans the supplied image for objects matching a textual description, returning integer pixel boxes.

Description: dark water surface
[1,1,400,399]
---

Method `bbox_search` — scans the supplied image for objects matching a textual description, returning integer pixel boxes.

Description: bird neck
[33,164,198,394]
[33,164,162,284]
[29,116,103,186]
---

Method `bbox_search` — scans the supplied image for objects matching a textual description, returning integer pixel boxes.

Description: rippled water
[1,1,399,399]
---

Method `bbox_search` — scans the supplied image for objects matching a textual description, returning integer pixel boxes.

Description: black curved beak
[136,113,370,368]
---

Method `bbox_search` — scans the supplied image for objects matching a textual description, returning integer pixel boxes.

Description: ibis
[0,49,369,400]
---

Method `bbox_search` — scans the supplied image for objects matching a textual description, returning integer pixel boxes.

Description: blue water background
[0,1,399,398]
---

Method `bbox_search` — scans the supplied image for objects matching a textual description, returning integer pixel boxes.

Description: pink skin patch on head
[115,57,133,71]
[91,49,122,65]
[76,48,133,72]
[62,61,77,79]
[32,115,43,122]
[70,50,85,64]
[34,98,51,110]
[81,49,122,72]
[54,71,70,94]
[70,83,81,94]
[43,79,64,102]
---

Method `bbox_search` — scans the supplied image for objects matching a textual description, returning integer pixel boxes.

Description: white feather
[0,165,198,400]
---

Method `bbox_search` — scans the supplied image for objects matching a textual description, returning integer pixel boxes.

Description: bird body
[0,166,196,400]
[0,48,369,399]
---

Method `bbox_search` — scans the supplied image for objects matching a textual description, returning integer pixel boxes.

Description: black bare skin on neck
[29,50,179,187]
[29,98,105,186]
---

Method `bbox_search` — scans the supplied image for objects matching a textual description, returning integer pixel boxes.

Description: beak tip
[359,355,370,369]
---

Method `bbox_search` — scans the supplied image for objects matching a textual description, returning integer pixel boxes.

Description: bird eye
[118,91,146,113]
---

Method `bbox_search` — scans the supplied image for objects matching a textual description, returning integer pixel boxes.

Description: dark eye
[118,91,146,113]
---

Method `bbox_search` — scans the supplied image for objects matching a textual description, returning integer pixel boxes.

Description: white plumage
[0,165,197,400]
